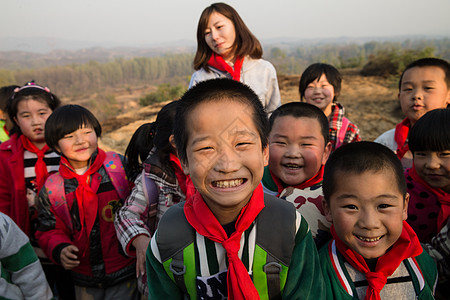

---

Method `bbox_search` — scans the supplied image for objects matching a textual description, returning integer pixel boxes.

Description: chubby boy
[146,78,324,299]
[320,141,437,299]
[375,57,450,169]
[262,102,332,239]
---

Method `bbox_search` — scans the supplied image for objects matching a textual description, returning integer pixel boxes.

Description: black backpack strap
[257,194,297,299]
[156,202,195,297]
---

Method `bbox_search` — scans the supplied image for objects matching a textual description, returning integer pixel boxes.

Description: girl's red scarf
[20,134,50,192]
[59,149,105,243]
[207,53,244,81]
[169,153,194,199]
[409,165,450,231]
[271,165,324,197]
[331,221,422,300]
[394,118,411,159]
[184,184,265,300]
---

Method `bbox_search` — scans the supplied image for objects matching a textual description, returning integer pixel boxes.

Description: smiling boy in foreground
[146,78,324,299]
[320,141,437,299]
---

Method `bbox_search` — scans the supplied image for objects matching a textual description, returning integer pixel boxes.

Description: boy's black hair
[299,63,342,103]
[45,104,101,151]
[409,108,450,153]
[323,141,406,203]
[174,78,269,163]
[398,57,450,90]
[7,81,61,135]
[269,102,330,145]
[125,100,179,181]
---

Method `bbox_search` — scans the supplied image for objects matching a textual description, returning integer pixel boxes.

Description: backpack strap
[335,117,350,149]
[103,151,130,200]
[255,194,297,299]
[156,202,196,298]
[142,165,160,235]
[45,172,73,230]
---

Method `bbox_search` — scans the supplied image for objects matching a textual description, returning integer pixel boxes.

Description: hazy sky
[2,0,450,48]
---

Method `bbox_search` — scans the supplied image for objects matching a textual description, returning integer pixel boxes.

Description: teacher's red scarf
[409,165,450,231]
[207,53,244,81]
[331,221,422,300]
[20,134,50,192]
[59,149,105,243]
[270,165,324,197]
[394,118,411,159]
[184,184,264,300]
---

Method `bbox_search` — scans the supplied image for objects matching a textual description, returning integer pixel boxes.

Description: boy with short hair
[262,102,332,239]
[375,57,450,169]
[146,78,324,299]
[321,141,437,299]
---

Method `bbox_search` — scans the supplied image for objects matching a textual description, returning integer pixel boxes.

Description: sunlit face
[56,126,98,169]
[325,170,408,259]
[399,66,450,126]
[269,116,331,186]
[414,150,450,193]
[204,11,236,62]
[182,100,268,220]
[14,99,52,149]
[303,74,335,117]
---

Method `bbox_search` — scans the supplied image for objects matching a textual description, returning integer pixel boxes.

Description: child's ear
[263,145,269,167]
[322,142,332,165]
[169,134,176,149]
[323,198,333,223]
[402,193,410,221]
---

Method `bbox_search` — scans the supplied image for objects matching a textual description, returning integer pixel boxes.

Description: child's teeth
[357,235,381,242]
[213,179,243,188]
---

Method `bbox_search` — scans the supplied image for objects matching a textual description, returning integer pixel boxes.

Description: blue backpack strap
[45,172,73,230]
[103,151,130,200]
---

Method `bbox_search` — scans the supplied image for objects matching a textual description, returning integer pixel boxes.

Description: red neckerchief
[59,149,106,241]
[270,165,324,197]
[331,221,422,300]
[169,153,195,199]
[207,53,244,81]
[409,165,450,231]
[184,184,264,300]
[20,134,50,192]
[394,118,411,159]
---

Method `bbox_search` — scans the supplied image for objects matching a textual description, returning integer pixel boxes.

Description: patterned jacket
[328,103,361,151]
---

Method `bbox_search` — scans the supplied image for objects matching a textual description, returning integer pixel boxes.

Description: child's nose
[425,154,440,169]
[214,149,240,173]
[285,145,301,158]
[411,89,423,100]
[359,209,380,229]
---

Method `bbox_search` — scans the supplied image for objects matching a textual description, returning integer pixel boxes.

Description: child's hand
[132,235,151,277]
[60,245,80,270]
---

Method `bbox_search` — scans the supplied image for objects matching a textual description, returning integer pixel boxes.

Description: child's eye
[378,204,391,209]
[236,142,251,147]
[439,151,450,157]
[63,135,73,139]
[424,86,434,90]
[414,152,426,157]
[273,141,286,145]
[343,204,357,210]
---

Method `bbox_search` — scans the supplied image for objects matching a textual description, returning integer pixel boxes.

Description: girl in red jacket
[0,81,76,299]
[36,104,139,299]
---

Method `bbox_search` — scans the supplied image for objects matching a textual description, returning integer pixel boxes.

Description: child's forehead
[403,65,446,80]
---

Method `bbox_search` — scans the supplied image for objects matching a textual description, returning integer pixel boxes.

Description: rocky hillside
[98,70,403,155]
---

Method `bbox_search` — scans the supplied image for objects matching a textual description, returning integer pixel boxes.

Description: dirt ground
[98,70,404,154]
